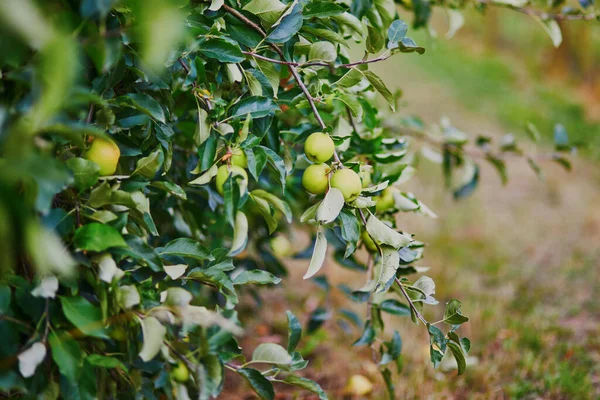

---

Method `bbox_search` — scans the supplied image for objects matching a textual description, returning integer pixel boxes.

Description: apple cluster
[301,132,362,202]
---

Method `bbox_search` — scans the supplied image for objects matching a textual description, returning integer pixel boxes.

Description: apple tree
[0,0,586,398]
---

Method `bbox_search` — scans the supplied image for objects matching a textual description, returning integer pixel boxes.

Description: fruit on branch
[304,132,335,163]
[230,148,248,168]
[85,138,120,176]
[376,186,400,213]
[270,235,293,257]
[330,168,362,202]
[171,363,190,383]
[361,230,378,253]
[215,165,248,195]
[302,163,329,195]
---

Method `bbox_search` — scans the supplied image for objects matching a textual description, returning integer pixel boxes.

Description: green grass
[379,27,600,154]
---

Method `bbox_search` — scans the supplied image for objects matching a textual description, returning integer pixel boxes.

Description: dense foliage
[0,0,588,398]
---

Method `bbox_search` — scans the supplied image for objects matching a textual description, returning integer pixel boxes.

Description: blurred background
[225,7,600,399]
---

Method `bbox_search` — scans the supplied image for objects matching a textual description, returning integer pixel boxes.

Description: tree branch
[395,278,429,326]
[475,0,598,20]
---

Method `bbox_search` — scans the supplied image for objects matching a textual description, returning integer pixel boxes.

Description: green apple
[270,235,293,257]
[345,374,373,396]
[215,165,248,195]
[330,168,362,202]
[375,187,399,213]
[85,138,120,176]
[361,230,377,252]
[230,148,248,168]
[172,363,190,383]
[304,132,334,163]
[302,163,329,195]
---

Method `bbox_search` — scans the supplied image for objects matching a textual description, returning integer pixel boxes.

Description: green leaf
[381,368,395,400]
[158,238,214,261]
[303,227,327,279]
[139,316,166,362]
[122,93,165,123]
[229,96,277,119]
[286,311,302,353]
[48,331,83,383]
[132,148,163,178]
[376,246,400,293]
[199,38,244,63]
[267,2,303,43]
[66,158,100,191]
[366,25,384,53]
[73,223,127,252]
[379,299,410,316]
[60,296,108,339]
[443,299,469,325]
[233,270,281,285]
[308,41,337,63]
[229,211,249,256]
[197,354,224,399]
[395,37,425,54]
[533,16,562,48]
[387,19,408,48]
[363,71,396,111]
[447,340,467,375]
[250,190,292,223]
[252,343,293,365]
[334,68,363,88]
[303,1,346,18]
[302,27,348,48]
[316,188,344,224]
[238,368,275,400]
[281,375,328,399]
[338,209,360,258]
[86,354,128,372]
[365,214,411,249]
[353,321,375,346]
[243,0,285,15]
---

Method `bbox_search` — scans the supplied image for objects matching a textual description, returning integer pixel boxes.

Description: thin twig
[475,0,598,20]
[85,104,95,124]
[222,4,327,130]
[395,278,428,326]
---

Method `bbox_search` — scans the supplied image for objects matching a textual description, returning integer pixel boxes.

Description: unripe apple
[361,230,378,253]
[230,148,248,168]
[270,235,293,257]
[330,168,362,202]
[376,187,399,213]
[215,165,248,195]
[345,374,373,396]
[302,163,329,195]
[304,132,334,163]
[85,138,120,176]
[172,363,190,383]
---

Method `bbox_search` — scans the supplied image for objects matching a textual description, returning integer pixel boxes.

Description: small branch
[164,341,197,378]
[475,0,598,20]
[395,278,428,326]
[223,5,326,130]
[390,124,561,163]
[178,58,191,75]
[85,104,95,124]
